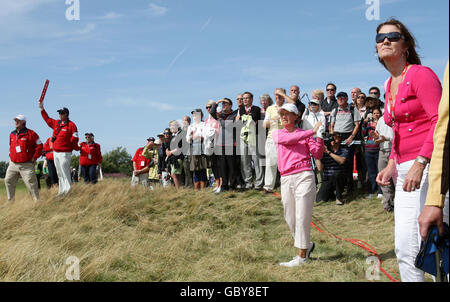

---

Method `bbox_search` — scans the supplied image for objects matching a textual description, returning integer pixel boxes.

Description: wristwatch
[415,156,429,166]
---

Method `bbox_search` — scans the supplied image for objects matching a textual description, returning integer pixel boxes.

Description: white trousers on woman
[280,170,316,250]
[53,151,73,195]
[394,160,449,282]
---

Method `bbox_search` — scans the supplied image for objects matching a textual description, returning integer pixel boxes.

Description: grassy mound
[0,178,407,282]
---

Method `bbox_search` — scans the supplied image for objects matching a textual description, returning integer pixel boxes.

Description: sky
[0,0,448,161]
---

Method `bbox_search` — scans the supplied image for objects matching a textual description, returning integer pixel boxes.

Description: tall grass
[0,178,429,282]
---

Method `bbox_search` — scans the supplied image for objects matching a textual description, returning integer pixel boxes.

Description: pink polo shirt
[384,64,442,164]
[273,128,324,177]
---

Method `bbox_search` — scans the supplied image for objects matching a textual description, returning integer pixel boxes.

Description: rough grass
[0,178,431,282]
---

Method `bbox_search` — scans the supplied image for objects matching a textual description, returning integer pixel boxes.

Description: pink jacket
[273,128,324,177]
[384,65,442,164]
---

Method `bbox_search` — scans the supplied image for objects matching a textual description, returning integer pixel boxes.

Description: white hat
[14,114,26,121]
[154,138,162,145]
[278,103,299,115]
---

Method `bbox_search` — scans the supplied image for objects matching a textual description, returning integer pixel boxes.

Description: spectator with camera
[317,133,349,205]
[158,129,172,187]
[210,98,239,191]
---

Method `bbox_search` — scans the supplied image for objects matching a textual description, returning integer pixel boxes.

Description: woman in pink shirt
[273,103,324,267]
[375,19,446,282]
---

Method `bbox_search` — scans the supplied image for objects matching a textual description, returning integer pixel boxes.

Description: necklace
[388,63,409,127]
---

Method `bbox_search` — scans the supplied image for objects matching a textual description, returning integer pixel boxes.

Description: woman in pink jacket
[375,19,447,282]
[273,103,324,267]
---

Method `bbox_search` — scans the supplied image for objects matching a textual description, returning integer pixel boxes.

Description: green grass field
[0,178,432,282]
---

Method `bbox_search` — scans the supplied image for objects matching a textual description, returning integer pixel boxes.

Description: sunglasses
[376,32,405,43]
[357,96,366,99]
[206,106,212,109]
[326,88,335,91]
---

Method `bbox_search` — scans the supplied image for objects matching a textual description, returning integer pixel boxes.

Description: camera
[322,132,333,149]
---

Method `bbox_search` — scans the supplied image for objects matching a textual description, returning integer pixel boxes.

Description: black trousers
[219,146,238,190]
[210,154,221,180]
[340,132,355,194]
[317,171,345,202]
[47,159,58,186]
[81,165,98,184]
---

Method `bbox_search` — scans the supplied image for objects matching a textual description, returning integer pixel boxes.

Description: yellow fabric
[142,146,159,181]
[425,61,449,207]
[266,105,283,139]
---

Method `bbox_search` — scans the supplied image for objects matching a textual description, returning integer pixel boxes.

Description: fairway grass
[0,178,431,282]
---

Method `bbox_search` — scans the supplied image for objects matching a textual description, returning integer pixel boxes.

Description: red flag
[39,79,49,103]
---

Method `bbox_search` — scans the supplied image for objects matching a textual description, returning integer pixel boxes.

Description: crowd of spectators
[132,83,393,209]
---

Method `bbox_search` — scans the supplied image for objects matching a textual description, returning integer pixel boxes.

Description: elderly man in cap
[131,138,153,187]
[142,137,161,190]
[39,101,79,196]
[329,92,361,196]
[74,133,102,184]
[4,115,43,203]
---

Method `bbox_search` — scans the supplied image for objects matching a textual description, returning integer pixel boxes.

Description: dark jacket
[210,103,239,147]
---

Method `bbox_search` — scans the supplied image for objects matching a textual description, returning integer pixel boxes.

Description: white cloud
[96,12,122,20]
[52,23,96,40]
[0,0,57,19]
[148,3,168,17]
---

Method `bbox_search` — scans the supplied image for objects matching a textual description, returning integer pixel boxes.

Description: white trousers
[53,152,73,195]
[264,137,278,191]
[280,170,316,250]
[394,160,449,282]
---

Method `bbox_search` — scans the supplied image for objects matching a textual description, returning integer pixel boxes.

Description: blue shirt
[322,146,349,178]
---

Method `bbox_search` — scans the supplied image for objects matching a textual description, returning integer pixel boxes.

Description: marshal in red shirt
[75,142,103,166]
[41,109,79,152]
[9,128,43,163]
[132,147,151,170]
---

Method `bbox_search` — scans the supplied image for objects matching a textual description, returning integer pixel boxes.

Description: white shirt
[186,122,215,155]
[375,117,393,151]
[301,109,326,138]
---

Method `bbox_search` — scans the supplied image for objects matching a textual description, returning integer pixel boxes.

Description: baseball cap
[147,137,155,142]
[154,138,162,145]
[336,92,348,98]
[310,99,321,105]
[278,103,299,115]
[84,133,94,137]
[57,107,70,115]
[157,132,165,137]
[366,93,379,101]
[14,114,26,122]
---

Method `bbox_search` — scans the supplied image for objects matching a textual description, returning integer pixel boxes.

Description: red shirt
[75,142,102,166]
[43,138,55,161]
[132,147,151,170]
[41,109,79,152]
[9,128,43,163]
